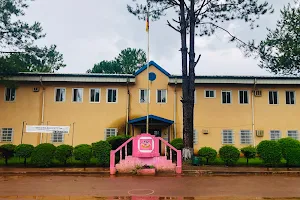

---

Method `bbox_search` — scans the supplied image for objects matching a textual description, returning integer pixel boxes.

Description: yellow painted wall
[1,64,300,152]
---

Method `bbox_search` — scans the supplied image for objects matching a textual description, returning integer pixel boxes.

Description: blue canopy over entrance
[128,114,174,126]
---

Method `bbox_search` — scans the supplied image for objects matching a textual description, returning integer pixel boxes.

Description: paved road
[0,175,300,198]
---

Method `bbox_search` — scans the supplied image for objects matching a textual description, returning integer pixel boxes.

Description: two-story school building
[1,61,300,151]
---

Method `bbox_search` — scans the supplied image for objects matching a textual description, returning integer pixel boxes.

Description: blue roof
[134,61,171,77]
[128,114,174,125]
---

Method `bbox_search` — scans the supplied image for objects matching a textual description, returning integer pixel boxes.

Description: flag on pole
[146,0,150,32]
[146,14,149,32]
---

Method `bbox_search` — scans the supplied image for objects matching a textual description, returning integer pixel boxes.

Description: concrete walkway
[0,175,300,197]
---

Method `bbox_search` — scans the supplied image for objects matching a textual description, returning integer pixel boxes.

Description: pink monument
[110,133,182,174]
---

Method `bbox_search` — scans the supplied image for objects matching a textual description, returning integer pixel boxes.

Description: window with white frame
[240,130,252,144]
[287,130,299,140]
[157,89,167,103]
[72,88,83,102]
[270,130,281,140]
[286,91,295,105]
[222,129,234,144]
[105,128,117,139]
[107,89,117,103]
[90,88,100,103]
[193,129,198,144]
[205,90,215,98]
[5,88,16,102]
[1,128,13,142]
[55,88,66,102]
[140,89,149,103]
[51,131,64,143]
[239,90,249,104]
[269,91,278,104]
[221,91,231,104]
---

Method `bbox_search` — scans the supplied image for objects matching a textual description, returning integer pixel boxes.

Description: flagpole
[146,1,150,134]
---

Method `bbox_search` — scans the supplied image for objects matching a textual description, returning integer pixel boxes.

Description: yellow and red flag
[146,14,149,32]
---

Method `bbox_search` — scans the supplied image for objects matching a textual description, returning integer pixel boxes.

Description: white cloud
[21,0,292,75]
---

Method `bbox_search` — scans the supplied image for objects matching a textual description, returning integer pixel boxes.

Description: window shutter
[193,129,198,145]
[232,130,235,144]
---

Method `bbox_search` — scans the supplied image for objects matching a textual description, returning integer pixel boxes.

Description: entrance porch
[128,114,174,143]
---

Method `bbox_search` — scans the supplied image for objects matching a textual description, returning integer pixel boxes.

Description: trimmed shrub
[92,141,111,167]
[257,140,282,167]
[278,137,300,166]
[219,145,240,166]
[31,143,56,167]
[54,144,73,165]
[0,144,16,165]
[107,135,131,151]
[198,147,217,164]
[170,138,184,150]
[240,146,257,165]
[73,144,92,166]
[285,147,300,167]
[15,144,34,166]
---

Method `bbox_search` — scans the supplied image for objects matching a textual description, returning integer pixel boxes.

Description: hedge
[92,141,111,167]
[257,140,282,167]
[15,144,34,166]
[198,147,217,164]
[219,145,240,166]
[31,143,56,167]
[74,144,92,166]
[54,144,73,165]
[278,138,300,166]
[0,144,16,165]
[170,138,184,150]
[240,146,256,165]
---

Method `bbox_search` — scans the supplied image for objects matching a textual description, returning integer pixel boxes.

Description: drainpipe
[173,78,177,139]
[125,78,130,136]
[40,76,45,144]
[252,78,257,146]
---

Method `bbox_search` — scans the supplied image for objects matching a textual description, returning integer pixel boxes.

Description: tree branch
[195,0,213,19]
[0,51,24,54]
[167,20,180,32]
[200,22,258,50]
[195,54,201,67]
[195,0,207,15]
[172,18,180,24]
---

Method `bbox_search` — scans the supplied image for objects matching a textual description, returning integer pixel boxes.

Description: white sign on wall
[26,125,70,134]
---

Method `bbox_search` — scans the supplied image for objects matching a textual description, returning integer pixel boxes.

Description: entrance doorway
[141,128,161,137]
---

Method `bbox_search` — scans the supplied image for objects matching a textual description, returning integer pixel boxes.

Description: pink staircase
[110,133,182,174]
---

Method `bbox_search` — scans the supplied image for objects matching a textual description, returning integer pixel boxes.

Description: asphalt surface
[0,175,300,198]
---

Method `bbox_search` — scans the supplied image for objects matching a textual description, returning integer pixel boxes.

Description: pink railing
[110,136,182,175]
[110,137,134,175]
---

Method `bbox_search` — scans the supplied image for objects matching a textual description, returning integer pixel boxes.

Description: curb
[1,170,300,176]
[182,170,300,176]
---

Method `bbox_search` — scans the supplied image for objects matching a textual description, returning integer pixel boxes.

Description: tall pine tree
[128,0,273,159]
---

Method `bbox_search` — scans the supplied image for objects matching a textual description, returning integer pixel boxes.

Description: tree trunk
[24,158,27,166]
[183,0,196,160]
[178,0,191,160]
[5,157,8,166]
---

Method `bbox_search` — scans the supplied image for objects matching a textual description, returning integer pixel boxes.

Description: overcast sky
[22,0,292,76]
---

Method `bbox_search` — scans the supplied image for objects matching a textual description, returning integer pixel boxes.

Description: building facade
[1,61,300,151]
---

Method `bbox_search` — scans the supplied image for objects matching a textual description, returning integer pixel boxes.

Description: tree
[0,0,65,75]
[257,1,300,75]
[127,0,273,159]
[87,48,146,74]
[88,60,121,74]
